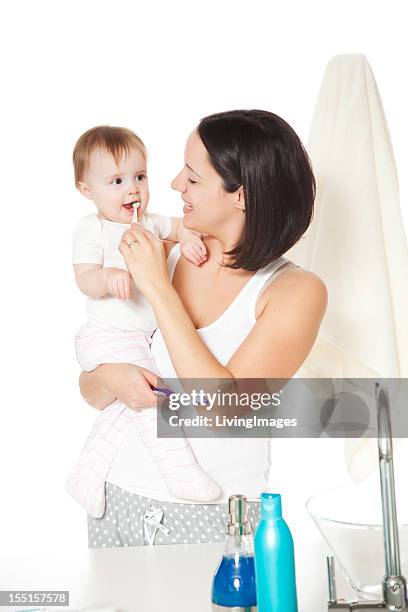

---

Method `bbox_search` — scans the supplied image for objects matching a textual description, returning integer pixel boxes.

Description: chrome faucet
[327,381,408,611]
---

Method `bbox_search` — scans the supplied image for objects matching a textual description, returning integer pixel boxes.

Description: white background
[0,0,407,591]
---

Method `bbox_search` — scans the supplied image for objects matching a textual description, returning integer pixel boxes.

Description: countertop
[0,536,354,612]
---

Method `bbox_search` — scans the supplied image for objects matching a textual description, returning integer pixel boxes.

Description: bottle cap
[260,492,282,519]
[227,494,251,536]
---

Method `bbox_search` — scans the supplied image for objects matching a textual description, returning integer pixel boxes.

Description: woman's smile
[182,199,193,213]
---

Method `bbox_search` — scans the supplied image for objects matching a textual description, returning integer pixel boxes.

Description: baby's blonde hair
[73,125,147,187]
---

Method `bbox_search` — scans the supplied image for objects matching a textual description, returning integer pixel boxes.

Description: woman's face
[171,130,244,237]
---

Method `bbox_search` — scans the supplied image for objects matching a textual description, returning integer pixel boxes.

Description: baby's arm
[74,263,131,302]
[167,217,207,266]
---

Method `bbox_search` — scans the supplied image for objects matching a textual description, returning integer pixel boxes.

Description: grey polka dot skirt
[88,482,261,548]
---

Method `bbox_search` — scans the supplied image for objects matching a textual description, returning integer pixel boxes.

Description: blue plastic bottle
[254,493,298,612]
[211,495,257,611]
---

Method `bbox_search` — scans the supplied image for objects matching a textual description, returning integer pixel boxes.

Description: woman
[80,109,327,547]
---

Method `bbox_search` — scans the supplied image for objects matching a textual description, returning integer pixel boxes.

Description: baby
[65,125,220,518]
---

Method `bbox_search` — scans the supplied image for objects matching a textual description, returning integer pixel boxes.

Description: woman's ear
[78,181,92,199]
[234,186,246,212]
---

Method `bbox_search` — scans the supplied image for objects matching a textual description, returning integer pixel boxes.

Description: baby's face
[79,146,149,223]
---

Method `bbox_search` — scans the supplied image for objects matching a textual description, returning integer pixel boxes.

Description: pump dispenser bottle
[254,492,298,612]
[211,494,257,611]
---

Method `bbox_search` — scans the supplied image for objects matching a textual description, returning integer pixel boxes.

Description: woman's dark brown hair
[198,109,315,271]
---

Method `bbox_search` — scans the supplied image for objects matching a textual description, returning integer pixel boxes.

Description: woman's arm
[79,367,116,410]
[151,269,327,379]
[120,226,232,379]
[119,225,327,381]
[79,364,160,410]
[227,269,327,378]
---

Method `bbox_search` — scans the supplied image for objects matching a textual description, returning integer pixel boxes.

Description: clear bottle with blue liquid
[211,494,257,611]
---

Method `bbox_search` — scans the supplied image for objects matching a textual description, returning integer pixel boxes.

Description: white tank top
[107,245,295,502]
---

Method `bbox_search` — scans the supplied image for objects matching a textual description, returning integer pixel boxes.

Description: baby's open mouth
[123,200,140,211]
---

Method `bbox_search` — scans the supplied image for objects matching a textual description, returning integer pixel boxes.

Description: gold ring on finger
[127,240,138,248]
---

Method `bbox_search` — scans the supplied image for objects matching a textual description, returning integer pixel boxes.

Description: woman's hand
[80,363,159,411]
[119,224,171,300]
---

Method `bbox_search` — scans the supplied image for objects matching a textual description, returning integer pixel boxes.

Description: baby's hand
[104,268,131,301]
[180,234,207,266]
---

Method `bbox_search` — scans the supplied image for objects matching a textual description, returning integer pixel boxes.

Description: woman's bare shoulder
[280,265,327,291]
[257,265,328,318]
[229,265,327,378]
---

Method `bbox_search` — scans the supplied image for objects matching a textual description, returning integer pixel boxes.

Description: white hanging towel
[287,54,408,479]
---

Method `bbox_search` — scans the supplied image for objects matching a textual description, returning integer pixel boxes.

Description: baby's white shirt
[72,211,171,332]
